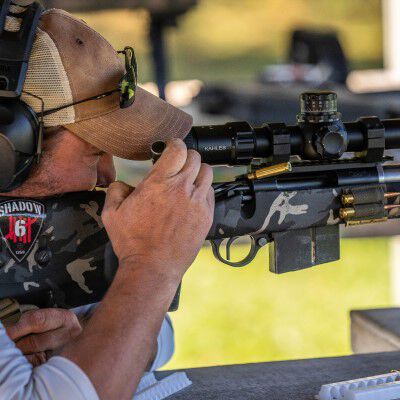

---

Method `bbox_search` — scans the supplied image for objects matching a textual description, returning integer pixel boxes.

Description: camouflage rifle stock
[208,163,400,273]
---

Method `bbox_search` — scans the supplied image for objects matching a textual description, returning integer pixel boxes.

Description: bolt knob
[35,249,52,266]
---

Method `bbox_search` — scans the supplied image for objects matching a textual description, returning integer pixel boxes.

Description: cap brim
[64,86,193,160]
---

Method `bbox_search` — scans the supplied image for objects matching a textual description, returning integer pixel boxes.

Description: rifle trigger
[226,236,239,260]
[210,235,267,268]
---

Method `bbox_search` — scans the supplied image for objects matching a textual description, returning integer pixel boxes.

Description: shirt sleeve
[0,322,98,400]
[149,314,175,372]
[72,305,175,372]
[72,303,98,322]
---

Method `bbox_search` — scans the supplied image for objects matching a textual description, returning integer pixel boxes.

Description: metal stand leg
[149,14,168,100]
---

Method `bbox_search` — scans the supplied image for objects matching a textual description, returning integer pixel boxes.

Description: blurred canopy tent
[44,0,197,16]
[43,0,198,99]
[289,29,349,84]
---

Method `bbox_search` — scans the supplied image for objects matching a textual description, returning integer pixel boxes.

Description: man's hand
[6,309,82,367]
[102,138,214,281]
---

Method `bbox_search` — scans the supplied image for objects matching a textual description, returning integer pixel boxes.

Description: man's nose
[97,153,116,187]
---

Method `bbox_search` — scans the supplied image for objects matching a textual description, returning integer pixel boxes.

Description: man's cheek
[68,161,98,191]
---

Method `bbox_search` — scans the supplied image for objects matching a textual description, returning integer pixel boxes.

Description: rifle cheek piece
[0,192,182,313]
[0,192,110,310]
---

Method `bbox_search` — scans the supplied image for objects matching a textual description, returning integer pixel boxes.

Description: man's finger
[150,139,188,178]
[193,164,214,198]
[15,325,81,354]
[103,181,134,212]
[206,186,215,209]
[179,150,202,185]
[6,309,79,341]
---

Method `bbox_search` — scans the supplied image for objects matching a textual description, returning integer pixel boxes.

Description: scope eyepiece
[183,121,272,165]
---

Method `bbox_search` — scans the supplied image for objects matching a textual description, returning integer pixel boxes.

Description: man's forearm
[61,262,180,400]
[72,304,158,371]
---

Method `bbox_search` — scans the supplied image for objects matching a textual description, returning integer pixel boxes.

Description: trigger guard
[210,236,264,268]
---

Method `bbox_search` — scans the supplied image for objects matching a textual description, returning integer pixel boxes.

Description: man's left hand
[6,309,82,367]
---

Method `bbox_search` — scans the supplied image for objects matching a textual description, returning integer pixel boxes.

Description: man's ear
[41,127,70,155]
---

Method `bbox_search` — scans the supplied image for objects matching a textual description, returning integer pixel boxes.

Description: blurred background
[75,0,383,83]
[50,0,400,369]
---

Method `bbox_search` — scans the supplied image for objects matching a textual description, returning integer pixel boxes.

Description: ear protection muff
[0,1,43,193]
[0,99,40,192]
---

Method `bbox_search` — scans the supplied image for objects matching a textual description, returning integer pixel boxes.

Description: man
[0,8,214,400]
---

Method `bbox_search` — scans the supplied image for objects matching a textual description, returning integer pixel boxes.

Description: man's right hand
[102,138,214,282]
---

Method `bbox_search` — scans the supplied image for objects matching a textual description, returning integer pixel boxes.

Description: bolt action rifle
[169,90,400,273]
[1,90,400,315]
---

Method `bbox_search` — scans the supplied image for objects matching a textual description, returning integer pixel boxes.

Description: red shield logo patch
[0,200,45,262]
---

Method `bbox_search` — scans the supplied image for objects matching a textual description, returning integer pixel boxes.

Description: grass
[167,238,391,369]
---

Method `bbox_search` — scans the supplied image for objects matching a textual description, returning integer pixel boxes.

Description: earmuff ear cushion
[0,134,16,191]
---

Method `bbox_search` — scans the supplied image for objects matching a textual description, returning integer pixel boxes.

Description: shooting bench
[159,309,400,399]
[161,351,400,399]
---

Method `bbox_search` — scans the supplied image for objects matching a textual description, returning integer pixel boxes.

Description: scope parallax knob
[314,124,347,158]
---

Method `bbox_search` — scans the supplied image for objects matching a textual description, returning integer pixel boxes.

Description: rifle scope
[175,91,400,166]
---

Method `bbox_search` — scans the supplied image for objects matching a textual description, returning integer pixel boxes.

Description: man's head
[1,8,192,197]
